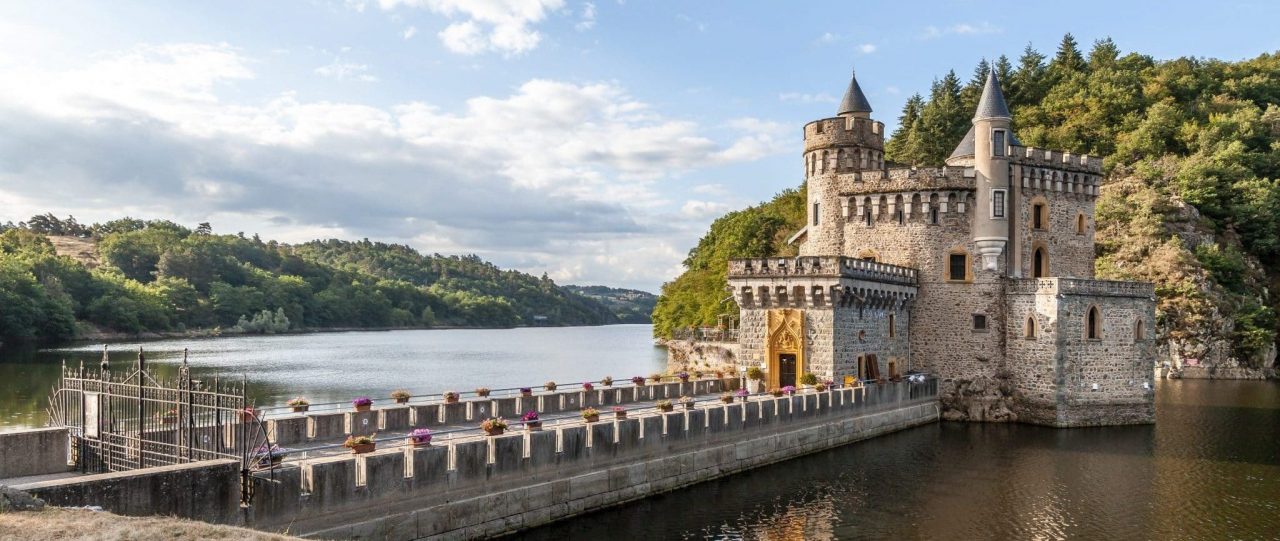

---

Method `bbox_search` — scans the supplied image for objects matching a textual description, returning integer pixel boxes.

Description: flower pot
[614,411,627,419]
[407,438,431,448]
[521,392,533,398]
[258,455,285,467]
[291,405,309,413]
[445,396,460,404]
[484,427,506,436]
[355,404,371,412]
[658,405,673,413]
[584,414,600,423]
[525,422,543,431]
[679,377,689,383]
[395,397,409,404]
[350,442,375,454]
[477,391,491,398]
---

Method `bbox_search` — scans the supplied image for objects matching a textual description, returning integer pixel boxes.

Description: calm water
[2,327,1277,539]
[0,325,667,431]
[527,378,1280,540]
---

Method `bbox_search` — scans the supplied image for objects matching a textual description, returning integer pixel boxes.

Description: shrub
[580,407,600,419]
[799,372,818,386]
[390,389,411,400]
[343,435,374,447]
[747,367,764,381]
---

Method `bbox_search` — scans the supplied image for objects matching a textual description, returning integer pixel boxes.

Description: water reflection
[0,325,668,431]
[523,380,1280,540]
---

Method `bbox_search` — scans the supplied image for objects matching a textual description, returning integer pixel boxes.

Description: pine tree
[961,58,991,114]
[885,94,925,164]
[1009,43,1047,107]
[1088,37,1121,70]
[908,71,968,165]
[1048,33,1086,83]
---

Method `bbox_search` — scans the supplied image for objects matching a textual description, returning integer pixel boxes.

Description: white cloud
[0,42,788,290]
[575,2,596,31]
[376,0,565,56]
[680,200,731,219]
[314,59,378,82]
[402,26,418,40]
[815,32,840,45]
[857,43,877,54]
[779,92,838,104]
[922,22,1002,40]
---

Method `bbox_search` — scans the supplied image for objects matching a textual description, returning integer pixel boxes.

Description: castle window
[1076,213,1086,235]
[992,129,1006,157]
[1025,316,1037,339]
[1033,247,1048,278]
[888,313,896,338]
[865,209,873,227]
[896,209,904,225]
[972,314,988,332]
[947,251,969,282]
[1135,319,1145,342]
[992,189,1007,219]
[1086,306,1101,340]
[930,207,939,224]
[813,203,820,226]
[1033,203,1047,230]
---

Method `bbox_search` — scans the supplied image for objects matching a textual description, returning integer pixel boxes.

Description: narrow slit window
[992,189,1006,219]
[813,202,820,226]
[993,129,1006,157]
[888,313,896,338]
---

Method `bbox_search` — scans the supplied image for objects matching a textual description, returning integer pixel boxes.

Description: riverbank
[0,507,301,540]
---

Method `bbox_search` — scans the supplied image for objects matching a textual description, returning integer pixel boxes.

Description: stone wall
[247,379,938,540]
[0,427,70,480]
[663,339,739,372]
[14,459,241,524]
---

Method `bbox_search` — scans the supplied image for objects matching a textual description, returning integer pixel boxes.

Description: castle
[725,68,1156,427]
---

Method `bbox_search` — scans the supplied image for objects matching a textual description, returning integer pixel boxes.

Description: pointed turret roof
[973,67,1011,121]
[837,68,872,116]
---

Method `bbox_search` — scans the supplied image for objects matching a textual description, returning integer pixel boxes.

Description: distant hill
[0,215,619,345]
[563,285,658,324]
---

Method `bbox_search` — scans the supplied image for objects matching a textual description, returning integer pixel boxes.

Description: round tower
[800,69,886,256]
[970,68,1011,271]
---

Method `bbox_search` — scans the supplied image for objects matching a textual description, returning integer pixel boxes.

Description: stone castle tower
[727,67,1156,427]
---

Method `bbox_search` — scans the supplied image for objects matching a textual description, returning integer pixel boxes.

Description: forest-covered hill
[0,215,623,346]
[562,285,658,324]
[653,36,1280,372]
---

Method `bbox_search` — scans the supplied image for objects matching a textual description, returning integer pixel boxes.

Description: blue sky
[1,1,1276,291]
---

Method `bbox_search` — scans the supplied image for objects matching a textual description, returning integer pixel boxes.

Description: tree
[1009,44,1047,108]
[885,94,925,163]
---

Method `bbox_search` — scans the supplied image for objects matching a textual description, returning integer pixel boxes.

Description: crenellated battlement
[802,117,885,152]
[1006,277,1155,298]
[1012,146,1103,172]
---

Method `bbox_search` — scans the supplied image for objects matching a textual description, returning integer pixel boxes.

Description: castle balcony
[1006,277,1155,298]
[727,256,918,310]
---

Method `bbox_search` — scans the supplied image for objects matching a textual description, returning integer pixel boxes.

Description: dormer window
[992,129,1006,157]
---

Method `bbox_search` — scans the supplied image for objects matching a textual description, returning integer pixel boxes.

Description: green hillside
[654,37,1280,370]
[562,285,658,324]
[0,216,618,346]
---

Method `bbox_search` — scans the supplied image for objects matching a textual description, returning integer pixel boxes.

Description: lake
[2,326,1277,539]
[0,325,668,431]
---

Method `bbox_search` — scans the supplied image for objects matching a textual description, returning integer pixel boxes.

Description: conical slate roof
[837,69,872,115]
[973,68,1011,121]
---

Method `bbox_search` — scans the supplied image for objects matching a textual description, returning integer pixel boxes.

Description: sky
[1,1,1277,292]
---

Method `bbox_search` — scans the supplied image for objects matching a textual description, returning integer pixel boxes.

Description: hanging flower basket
[443,391,460,404]
[581,407,600,423]
[407,428,432,448]
[481,417,508,436]
[521,411,542,431]
[612,407,627,419]
[344,435,376,454]
[656,399,673,412]
[352,397,373,412]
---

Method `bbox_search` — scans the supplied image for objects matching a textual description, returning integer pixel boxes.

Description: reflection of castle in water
[726,67,1156,427]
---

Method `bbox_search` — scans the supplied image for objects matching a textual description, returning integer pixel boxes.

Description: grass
[0,507,301,540]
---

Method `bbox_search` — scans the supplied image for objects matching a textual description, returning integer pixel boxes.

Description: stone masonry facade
[725,68,1155,427]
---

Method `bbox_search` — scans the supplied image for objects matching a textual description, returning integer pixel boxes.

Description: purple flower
[352,396,373,407]
[782,386,797,395]
[521,411,540,422]
[735,389,749,397]
[582,382,594,391]
[410,428,432,444]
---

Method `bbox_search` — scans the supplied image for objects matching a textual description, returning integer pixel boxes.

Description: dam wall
[251,379,938,539]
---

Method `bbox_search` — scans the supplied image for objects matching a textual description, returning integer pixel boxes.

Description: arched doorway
[766,309,805,389]
[1033,247,1048,278]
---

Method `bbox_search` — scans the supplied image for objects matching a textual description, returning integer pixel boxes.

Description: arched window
[1033,247,1048,278]
[1076,213,1086,235]
[1086,306,1101,340]
[1135,319,1145,342]
[1025,316,1037,339]
[1032,202,1048,230]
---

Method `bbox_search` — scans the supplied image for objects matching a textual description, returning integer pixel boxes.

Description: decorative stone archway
[766,309,805,389]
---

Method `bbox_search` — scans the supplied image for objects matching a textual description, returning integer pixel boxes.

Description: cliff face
[1096,177,1277,378]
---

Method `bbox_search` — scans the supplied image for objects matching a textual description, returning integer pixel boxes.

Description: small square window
[973,314,988,331]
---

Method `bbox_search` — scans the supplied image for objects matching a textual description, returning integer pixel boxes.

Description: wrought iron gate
[46,347,275,504]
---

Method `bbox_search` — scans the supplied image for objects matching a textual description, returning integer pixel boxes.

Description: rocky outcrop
[939,375,1017,423]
